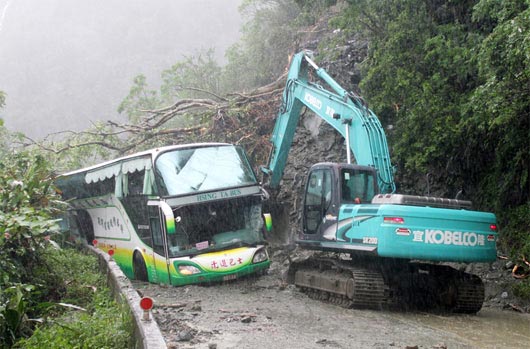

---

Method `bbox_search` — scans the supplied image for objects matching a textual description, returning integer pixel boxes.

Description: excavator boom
[262,51,395,193]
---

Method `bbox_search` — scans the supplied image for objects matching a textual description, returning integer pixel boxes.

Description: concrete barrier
[89,246,167,349]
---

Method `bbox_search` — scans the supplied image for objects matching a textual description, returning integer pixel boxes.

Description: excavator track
[290,258,392,310]
[289,258,485,313]
[384,263,486,314]
[451,273,485,314]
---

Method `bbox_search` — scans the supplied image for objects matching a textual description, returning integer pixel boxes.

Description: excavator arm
[262,51,395,193]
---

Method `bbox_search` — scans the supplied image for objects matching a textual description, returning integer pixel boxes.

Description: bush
[513,281,530,300]
[15,249,133,349]
[15,291,132,349]
[0,151,66,347]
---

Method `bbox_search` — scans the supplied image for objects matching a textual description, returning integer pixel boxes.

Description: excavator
[261,51,498,313]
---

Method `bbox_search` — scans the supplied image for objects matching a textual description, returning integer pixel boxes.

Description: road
[134,271,530,349]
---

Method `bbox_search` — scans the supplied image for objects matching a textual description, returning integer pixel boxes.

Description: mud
[134,266,530,349]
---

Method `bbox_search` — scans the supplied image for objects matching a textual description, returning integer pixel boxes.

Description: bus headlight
[178,265,201,275]
[252,248,268,264]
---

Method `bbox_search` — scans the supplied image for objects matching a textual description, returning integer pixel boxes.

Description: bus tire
[133,252,148,282]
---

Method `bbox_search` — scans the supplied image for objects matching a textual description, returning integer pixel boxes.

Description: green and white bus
[56,143,271,285]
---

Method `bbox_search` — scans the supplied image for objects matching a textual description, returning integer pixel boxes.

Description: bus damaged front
[147,145,271,286]
[154,189,271,286]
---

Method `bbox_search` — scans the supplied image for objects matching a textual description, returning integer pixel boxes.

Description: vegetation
[0,147,132,348]
[14,249,133,349]
[0,150,64,346]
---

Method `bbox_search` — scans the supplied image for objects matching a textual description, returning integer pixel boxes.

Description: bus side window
[127,170,145,196]
[86,177,114,197]
[138,225,152,248]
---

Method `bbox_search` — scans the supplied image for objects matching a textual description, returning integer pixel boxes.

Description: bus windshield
[155,145,257,196]
[166,196,264,258]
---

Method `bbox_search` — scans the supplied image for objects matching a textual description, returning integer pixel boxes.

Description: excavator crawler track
[290,258,392,310]
[384,263,486,314]
[289,259,485,313]
[452,273,485,314]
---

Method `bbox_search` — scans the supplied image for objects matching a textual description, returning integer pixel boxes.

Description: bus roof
[58,142,232,177]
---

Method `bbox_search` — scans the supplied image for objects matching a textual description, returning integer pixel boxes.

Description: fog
[0,0,242,138]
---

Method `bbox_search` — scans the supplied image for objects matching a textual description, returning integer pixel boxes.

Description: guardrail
[89,246,167,349]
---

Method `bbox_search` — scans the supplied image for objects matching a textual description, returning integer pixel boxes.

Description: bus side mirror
[263,213,273,232]
[167,216,181,235]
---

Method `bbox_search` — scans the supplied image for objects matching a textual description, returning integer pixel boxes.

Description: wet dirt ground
[134,270,530,349]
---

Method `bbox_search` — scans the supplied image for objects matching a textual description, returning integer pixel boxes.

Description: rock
[501,291,509,299]
[241,315,253,323]
[177,330,194,342]
[315,339,340,347]
[505,261,515,269]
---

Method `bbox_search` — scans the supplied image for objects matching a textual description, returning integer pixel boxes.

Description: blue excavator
[261,51,498,313]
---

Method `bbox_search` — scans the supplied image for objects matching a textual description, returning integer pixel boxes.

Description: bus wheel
[133,252,148,282]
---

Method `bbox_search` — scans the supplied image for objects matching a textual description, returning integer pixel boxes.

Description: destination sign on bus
[197,189,242,202]
[165,186,260,207]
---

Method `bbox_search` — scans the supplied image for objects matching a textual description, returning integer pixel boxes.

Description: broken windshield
[155,145,257,197]
[166,196,264,258]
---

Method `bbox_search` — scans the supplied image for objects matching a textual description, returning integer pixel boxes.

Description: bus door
[147,201,172,284]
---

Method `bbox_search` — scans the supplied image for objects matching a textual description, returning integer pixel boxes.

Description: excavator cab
[301,163,379,239]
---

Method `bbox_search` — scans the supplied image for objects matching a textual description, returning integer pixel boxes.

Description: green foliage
[465,1,530,210]
[161,49,223,101]
[16,294,132,349]
[15,248,133,349]
[331,1,481,195]
[39,248,103,309]
[117,75,161,124]
[0,151,65,285]
[0,284,35,347]
[0,151,67,347]
[499,204,530,262]
[109,0,336,159]
[116,52,221,142]
[513,280,530,300]
[330,0,528,207]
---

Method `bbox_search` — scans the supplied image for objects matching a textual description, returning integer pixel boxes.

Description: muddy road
[134,270,530,349]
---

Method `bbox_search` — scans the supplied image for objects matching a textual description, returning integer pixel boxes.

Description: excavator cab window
[303,168,332,234]
[340,168,377,204]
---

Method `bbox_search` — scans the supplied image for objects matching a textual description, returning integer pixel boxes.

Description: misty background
[0,0,242,139]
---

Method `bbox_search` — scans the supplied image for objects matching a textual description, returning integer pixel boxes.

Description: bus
[55,143,271,286]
